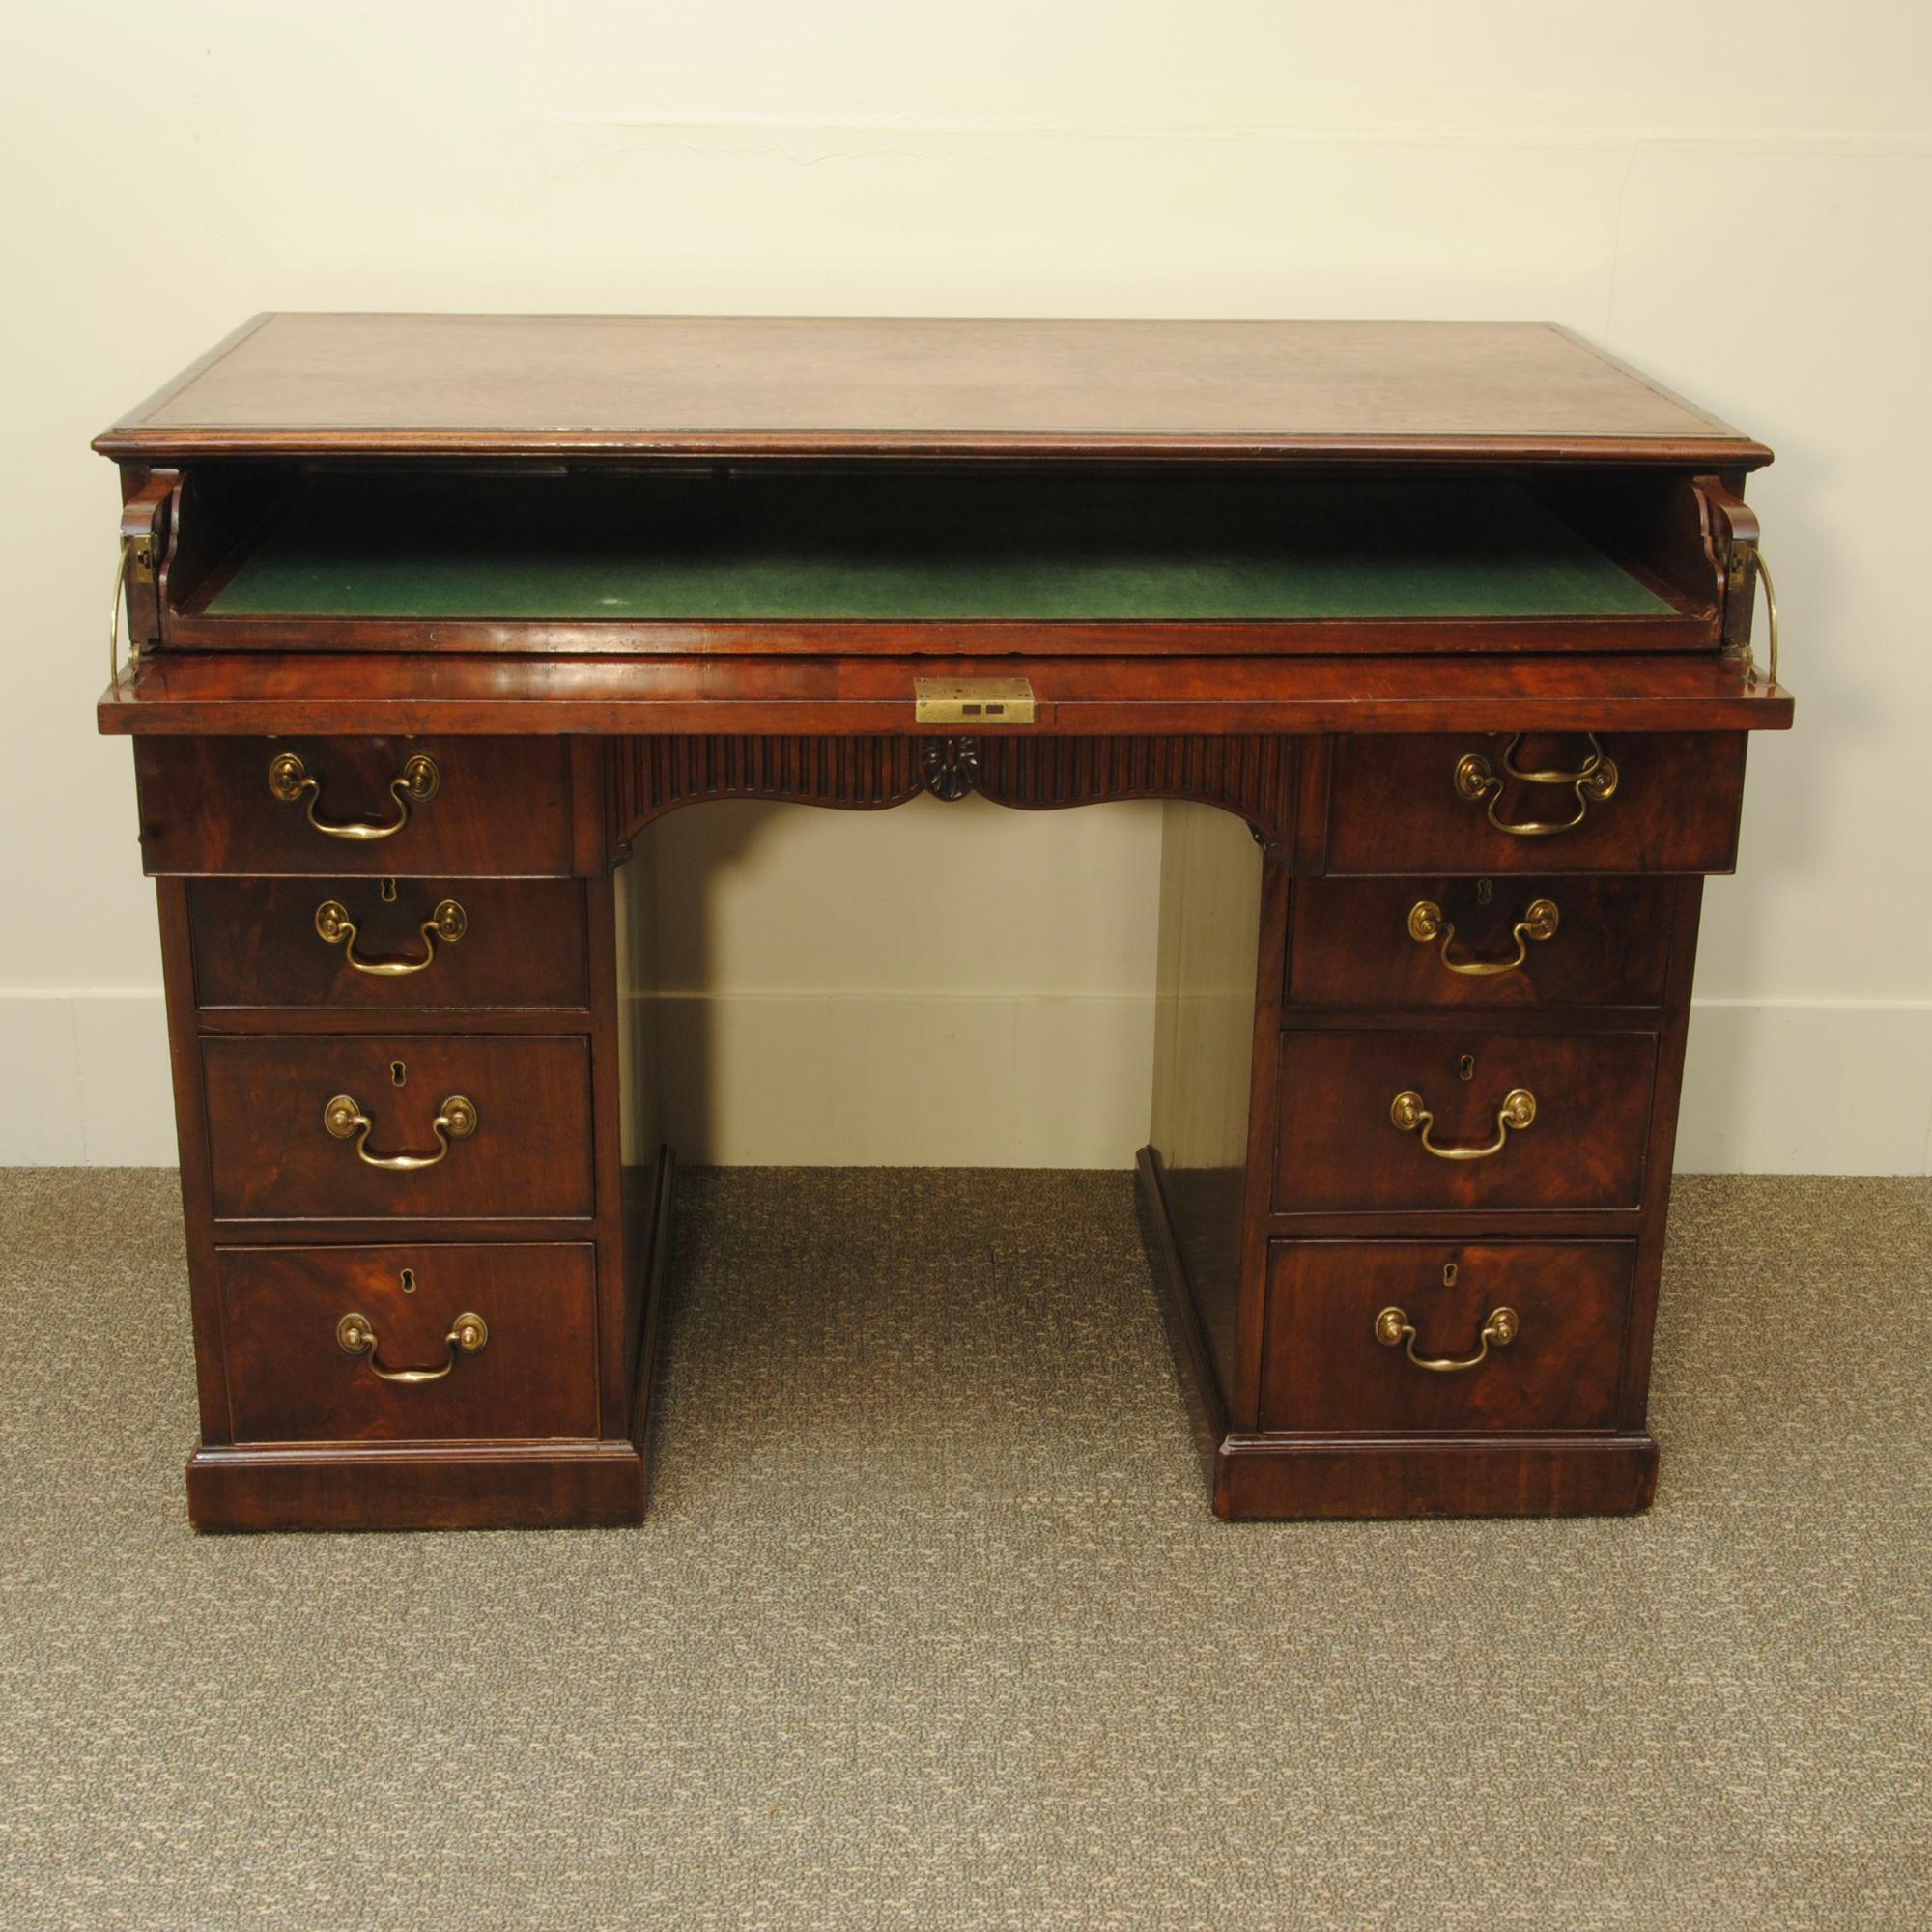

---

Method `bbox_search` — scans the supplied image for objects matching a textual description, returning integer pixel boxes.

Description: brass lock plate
[913,677,1036,725]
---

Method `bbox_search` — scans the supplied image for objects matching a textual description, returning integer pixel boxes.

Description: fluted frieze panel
[611,734,1294,861]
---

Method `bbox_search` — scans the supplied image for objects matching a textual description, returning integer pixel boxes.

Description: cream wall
[2,3,1928,1172]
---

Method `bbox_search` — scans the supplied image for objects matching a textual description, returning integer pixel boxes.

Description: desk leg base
[1209,1435,1659,1520]
[184,1441,648,1533]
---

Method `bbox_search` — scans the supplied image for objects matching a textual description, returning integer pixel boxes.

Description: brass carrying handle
[108,539,130,699]
[1754,548,1780,689]
[316,897,467,976]
[336,1309,489,1383]
[1454,734,1617,838]
[323,1093,477,1170]
[1407,897,1559,978]
[1375,1303,1519,1373]
[269,752,440,841]
[1391,1086,1536,1160]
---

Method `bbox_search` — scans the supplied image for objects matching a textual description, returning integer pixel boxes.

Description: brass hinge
[913,677,1036,725]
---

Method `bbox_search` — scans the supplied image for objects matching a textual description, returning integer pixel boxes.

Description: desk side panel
[1149,802,1269,1408]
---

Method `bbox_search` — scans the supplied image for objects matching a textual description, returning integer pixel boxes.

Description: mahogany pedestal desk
[94,315,1792,1532]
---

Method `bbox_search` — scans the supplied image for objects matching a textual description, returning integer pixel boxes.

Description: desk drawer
[135,735,573,876]
[1260,1239,1634,1433]
[1288,877,1674,1009]
[219,1242,599,1443]
[202,1034,594,1222]
[1273,1028,1657,1213]
[1324,732,1745,875]
[189,878,590,1011]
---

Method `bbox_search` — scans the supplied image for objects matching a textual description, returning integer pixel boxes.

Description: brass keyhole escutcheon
[390,1060,407,1087]
[1459,1054,1476,1082]
[400,1267,416,1293]
[1475,878,1493,905]
[1442,1263,1459,1287]
[379,877,399,902]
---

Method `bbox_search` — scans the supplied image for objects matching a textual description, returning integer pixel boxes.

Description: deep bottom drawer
[1261,1239,1634,1433]
[219,1242,599,1443]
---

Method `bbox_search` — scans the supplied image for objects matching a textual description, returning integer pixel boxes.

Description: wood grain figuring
[201,1034,594,1222]
[187,877,590,1010]
[1322,731,1747,874]
[1260,1239,1635,1433]
[218,1243,599,1443]
[135,735,575,876]
[1287,877,1674,1009]
[1273,1028,1658,1213]
[99,653,1795,740]
[98,315,1767,463]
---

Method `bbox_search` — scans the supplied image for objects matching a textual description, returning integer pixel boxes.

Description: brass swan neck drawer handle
[1390,1086,1535,1160]
[323,1093,477,1170]
[268,752,440,841]
[1407,897,1558,977]
[315,897,467,976]
[1453,733,1617,838]
[336,1310,489,1383]
[1375,1303,1519,1373]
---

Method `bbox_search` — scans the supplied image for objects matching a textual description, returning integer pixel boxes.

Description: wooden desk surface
[98,314,1765,465]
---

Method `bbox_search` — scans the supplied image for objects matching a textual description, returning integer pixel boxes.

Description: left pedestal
[136,734,665,1533]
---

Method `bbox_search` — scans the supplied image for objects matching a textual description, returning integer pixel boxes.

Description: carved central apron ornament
[921,736,981,801]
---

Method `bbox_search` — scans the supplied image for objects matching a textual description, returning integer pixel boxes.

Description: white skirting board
[2,990,1927,1175]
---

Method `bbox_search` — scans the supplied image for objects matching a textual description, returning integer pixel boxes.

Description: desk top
[98,314,1766,466]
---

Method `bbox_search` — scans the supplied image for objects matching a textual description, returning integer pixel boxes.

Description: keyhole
[389,1060,407,1087]
[1442,1263,1459,1287]
[1475,878,1493,906]
[400,1267,416,1294]
[379,877,398,902]
[1459,1054,1475,1082]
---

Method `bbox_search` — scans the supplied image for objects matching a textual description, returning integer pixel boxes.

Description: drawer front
[1273,1028,1657,1213]
[1288,877,1674,1009]
[203,1035,594,1221]
[189,878,590,1011]
[1261,1239,1634,1433]
[135,735,573,876]
[219,1242,598,1443]
[1324,732,1745,875]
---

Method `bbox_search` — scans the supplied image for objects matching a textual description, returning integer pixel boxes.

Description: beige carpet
[1,1169,1926,1932]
